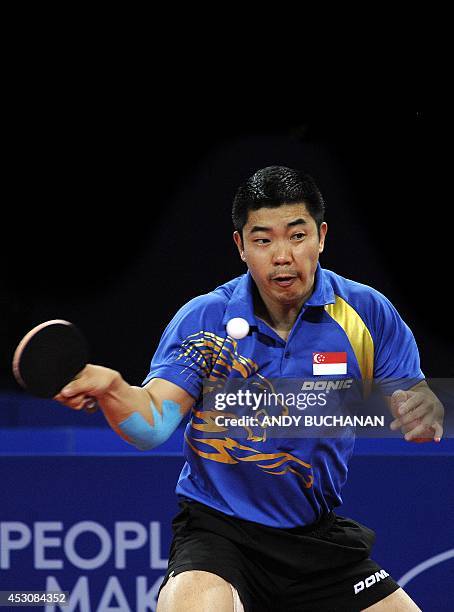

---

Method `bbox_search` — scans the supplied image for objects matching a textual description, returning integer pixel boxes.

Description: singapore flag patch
[313,352,347,375]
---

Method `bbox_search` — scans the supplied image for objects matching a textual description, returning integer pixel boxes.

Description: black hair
[232,166,325,237]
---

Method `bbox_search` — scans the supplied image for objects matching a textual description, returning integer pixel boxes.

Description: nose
[272,242,292,266]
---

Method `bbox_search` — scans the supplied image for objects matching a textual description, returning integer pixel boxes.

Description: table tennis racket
[12,319,98,413]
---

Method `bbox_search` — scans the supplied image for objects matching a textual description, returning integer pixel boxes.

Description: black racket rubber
[13,320,97,412]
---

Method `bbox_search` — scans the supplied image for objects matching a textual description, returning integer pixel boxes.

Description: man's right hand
[54,364,121,411]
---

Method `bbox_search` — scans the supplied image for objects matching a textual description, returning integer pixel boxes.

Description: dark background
[2,109,452,394]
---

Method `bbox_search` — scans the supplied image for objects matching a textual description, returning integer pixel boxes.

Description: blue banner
[1,449,452,610]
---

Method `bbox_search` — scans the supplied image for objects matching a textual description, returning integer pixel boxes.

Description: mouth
[271,275,298,288]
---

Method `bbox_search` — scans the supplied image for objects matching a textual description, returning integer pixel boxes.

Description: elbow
[118,409,179,451]
[128,430,172,452]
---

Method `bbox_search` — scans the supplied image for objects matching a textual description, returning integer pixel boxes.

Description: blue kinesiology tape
[118,400,183,450]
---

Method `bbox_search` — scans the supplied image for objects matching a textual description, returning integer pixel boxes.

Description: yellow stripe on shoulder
[325,295,374,381]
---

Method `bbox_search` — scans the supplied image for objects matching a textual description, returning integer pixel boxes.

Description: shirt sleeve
[142,294,225,400]
[370,293,424,394]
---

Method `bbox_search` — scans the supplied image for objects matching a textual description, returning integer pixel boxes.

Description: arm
[54,364,195,450]
[386,380,444,443]
[358,289,443,442]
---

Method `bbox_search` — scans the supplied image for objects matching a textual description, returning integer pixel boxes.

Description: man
[57,166,444,611]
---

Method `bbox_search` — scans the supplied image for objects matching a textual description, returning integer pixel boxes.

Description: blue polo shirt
[143,264,423,528]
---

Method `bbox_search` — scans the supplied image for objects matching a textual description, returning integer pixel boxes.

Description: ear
[318,222,328,253]
[233,231,246,261]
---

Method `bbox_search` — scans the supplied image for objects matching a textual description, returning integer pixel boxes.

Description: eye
[291,232,306,241]
[254,238,270,244]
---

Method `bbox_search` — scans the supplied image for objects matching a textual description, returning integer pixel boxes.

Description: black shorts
[159,501,401,612]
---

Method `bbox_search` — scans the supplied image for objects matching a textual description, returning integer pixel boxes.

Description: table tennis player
[56,166,444,611]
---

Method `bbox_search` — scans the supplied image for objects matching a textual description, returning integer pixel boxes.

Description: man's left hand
[389,384,444,442]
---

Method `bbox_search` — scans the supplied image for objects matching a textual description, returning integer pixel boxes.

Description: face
[233,203,327,308]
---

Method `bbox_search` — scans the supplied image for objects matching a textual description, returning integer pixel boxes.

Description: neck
[253,284,313,334]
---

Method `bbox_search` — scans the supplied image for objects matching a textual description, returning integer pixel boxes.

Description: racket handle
[83,397,98,414]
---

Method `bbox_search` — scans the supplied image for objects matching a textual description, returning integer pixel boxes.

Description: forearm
[97,373,151,427]
[99,376,185,451]
[57,366,189,451]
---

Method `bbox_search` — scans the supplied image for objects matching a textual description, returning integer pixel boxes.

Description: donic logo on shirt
[176,331,314,489]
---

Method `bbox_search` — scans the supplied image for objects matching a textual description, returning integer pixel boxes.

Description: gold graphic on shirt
[325,296,374,395]
[184,430,313,488]
[176,330,313,487]
[177,331,258,381]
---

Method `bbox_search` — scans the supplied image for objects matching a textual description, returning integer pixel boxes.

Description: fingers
[389,388,444,443]
[390,412,443,442]
[53,366,95,409]
[52,365,121,413]
[390,404,427,429]
[391,389,408,410]
[58,364,119,399]
[404,421,433,442]
[400,418,422,434]
[396,392,424,415]
[61,366,92,398]
[54,392,92,411]
[432,420,443,442]
[404,416,443,442]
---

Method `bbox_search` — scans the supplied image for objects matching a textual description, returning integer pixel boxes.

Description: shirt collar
[305,263,336,307]
[222,263,335,326]
[222,272,257,325]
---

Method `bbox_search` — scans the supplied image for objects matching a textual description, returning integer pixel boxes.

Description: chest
[220,311,362,380]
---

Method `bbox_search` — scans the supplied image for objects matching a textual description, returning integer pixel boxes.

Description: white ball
[226,317,250,340]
